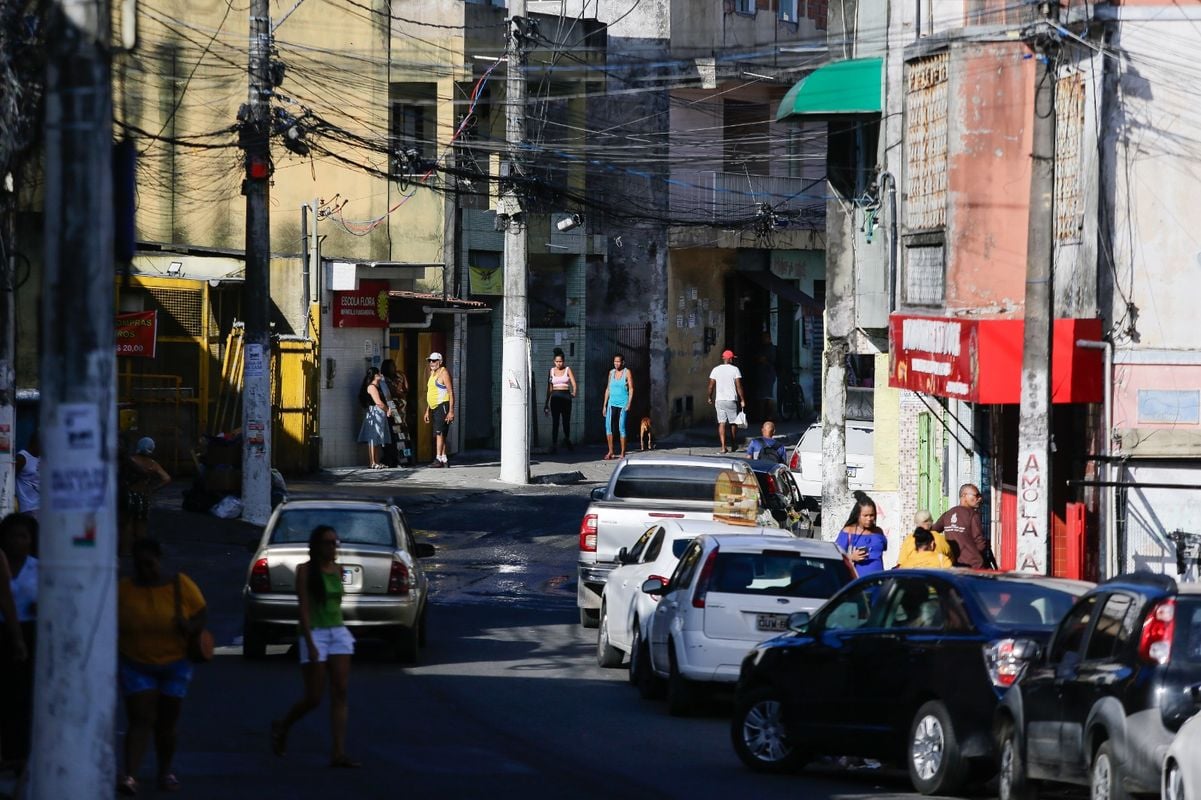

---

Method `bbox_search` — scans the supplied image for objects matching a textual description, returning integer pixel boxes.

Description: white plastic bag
[210,495,243,519]
[733,410,748,428]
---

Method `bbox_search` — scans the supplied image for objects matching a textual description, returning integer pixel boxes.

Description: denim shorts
[298,626,355,664]
[119,657,194,699]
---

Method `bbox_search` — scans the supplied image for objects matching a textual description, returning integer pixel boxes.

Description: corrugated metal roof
[387,290,490,310]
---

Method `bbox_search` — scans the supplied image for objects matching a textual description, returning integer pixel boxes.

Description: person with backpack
[746,420,787,464]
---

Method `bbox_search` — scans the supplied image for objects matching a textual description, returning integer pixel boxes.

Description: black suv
[729,569,1090,796]
[996,573,1201,800]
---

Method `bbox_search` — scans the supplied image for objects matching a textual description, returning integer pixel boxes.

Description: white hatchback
[595,519,793,670]
[637,533,854,715]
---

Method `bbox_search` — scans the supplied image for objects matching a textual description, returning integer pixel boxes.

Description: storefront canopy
[775,57,883,122]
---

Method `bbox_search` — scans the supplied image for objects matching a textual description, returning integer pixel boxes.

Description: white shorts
[298,626,355,664]
[715,402,740,424]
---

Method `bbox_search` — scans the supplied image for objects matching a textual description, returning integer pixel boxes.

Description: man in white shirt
[707,349,746,454]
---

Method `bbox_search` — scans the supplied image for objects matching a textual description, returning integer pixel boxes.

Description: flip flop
[602,453,614,461]
[117,775,138,796]
[158,773,181,792]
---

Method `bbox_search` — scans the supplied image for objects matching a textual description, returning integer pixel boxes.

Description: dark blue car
[729,569,1092,796]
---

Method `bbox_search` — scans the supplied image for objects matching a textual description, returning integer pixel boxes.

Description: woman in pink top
[543,348,577,453]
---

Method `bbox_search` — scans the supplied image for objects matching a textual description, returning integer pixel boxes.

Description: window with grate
[904,244,945,306]
[779,0,799,22]
[146,287,203,338]
[905,53,950,233]
[1055,73,1086,242]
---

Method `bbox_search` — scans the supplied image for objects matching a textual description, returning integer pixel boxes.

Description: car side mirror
[590,487,605,501]
[788,611,811,633]
[1011,638,1042,663]
[617,546,629,565]
[414,542,436,558]
[641,577,667,595]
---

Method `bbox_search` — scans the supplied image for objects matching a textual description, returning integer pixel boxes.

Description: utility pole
[499,0,529,485]
[31,1,117,795]
[241,0,272,524]
[0,193,15,518]
[1016,4,1059,574]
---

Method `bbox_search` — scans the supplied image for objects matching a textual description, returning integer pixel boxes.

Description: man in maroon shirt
[933,483,989,568]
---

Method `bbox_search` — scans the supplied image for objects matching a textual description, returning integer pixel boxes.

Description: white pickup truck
[576,454,782,628]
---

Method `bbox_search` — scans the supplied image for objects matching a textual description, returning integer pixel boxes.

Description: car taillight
[764,474,778,495]
[388,560,412,596]
[983,639,1027,689]
[789,450,799,470]
[249,558,271,593]
[692,548,720,608]
[578,514,598,552]
[1138,598,1176,665]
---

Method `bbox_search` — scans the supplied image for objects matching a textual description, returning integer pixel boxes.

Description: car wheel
[596,603,624,668]
[908,700,967,796]
[579,607,599,629]
[1091,742,1131,800]
[998,719,1038,800]
[395,624,419,664]
[1164,759,1184,800]
[731,686,806,773]
[631,624,663,699]
[242,616,267,660]
[666,642,698,717]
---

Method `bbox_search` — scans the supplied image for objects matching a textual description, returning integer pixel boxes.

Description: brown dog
[639,416,654,450]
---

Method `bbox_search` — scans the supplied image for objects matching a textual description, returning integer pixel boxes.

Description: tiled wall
[318,318,387,468]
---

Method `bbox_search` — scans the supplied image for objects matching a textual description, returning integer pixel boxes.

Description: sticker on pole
[244,343,266,378]
[45,403,106,514]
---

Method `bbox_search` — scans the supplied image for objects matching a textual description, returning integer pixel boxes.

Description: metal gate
[585,323,651,443]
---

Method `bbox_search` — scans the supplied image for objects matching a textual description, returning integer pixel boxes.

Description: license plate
[341,568,354,585]
[756,613,789,632]
[847,466,858,477]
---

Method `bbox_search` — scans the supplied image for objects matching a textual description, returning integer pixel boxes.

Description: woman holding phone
[836,494,888,576]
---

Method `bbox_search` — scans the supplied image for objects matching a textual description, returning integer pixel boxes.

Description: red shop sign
[115,311,158,358]
[889,315,977,400]
[333,280,389,328]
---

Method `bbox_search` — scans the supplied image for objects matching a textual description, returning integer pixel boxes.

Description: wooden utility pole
[1016,5,1060,574]
[31,1,118,794]
[499,0,530,484]
[241,0,272,523]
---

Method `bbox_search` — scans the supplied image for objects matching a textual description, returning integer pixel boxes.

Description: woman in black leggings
[543,348,577,453]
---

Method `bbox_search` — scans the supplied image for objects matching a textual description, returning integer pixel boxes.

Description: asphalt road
[144,481,1021,800]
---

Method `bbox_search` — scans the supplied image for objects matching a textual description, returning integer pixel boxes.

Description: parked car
[596,519,795,669]
[731,570,1091,796]
[242,499,435,663]
[637,533,855,716]
[788,420,875,523]
[577,454,786,628]
[1164,710,1201,800]
[996,573,1201,800]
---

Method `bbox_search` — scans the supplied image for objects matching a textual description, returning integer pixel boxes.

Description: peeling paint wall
[666,248,733,428]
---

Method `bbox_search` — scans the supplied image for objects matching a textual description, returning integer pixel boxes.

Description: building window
[1055,73,1086,242]
[390,82,437,177]
[779,0,799,23]
[733,0,755,15]
[806,0,828,30]
[904,244,945,306]
[904,53,950,232]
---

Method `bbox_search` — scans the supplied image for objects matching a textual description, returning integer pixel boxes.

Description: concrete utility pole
[1015,4,1060,574]
[241,0,272,524]
[31,1,118,795]
[499,0,530,485]
[0,195,15,517]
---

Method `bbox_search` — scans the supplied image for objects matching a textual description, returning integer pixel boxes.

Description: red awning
[888,315,1103,404]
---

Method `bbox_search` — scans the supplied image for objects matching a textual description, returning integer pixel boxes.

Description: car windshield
[708,552,852,599]
[612,464,727,502]
[1175,598,1201,663]
[967,579,1082,627]
[269,509,396,548]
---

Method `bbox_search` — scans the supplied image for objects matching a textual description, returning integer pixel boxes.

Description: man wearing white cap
[422,353,455,467]
[708,349,746,454]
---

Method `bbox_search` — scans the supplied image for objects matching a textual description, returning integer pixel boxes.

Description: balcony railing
[668,171,825,228]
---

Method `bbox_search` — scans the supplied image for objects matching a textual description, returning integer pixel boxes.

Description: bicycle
[777,370,805,422]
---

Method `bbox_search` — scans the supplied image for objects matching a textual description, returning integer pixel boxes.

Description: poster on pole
[44,403,105,519]
[115,311,158,358]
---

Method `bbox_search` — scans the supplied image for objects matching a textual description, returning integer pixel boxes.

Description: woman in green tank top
[271,525,360,768]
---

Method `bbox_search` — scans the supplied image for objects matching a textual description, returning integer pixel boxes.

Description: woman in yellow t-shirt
[898,509,952,568]
[117,538,207,795]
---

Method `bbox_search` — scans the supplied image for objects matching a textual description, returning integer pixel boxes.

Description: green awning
[775,57,883,122]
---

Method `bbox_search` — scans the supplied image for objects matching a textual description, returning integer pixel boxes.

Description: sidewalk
[284,418,810,497]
